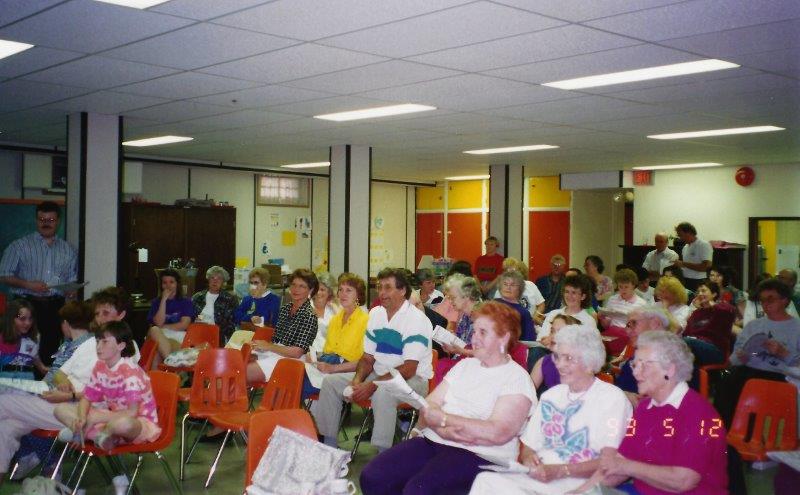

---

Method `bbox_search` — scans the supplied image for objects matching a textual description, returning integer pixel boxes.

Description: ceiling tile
[408,24,639,72]
[176,109,300,131]
[493,0,685,22]
[0,0,63,26]
[730,48,800,78]
[0,79,89,112]
[579,113,748,135]
[319,1,565,58]
[23,56,178,89]
[124,100,232,123]
[0,0,193,52]
[393,112,540,134]
[43,90,169,114]
[265,95,398,117]
[103,23,298,70]
[0,46,82,79]
[191,84,335,108]
[212,0,470,41]
[585,0,800,42]
[0,108,65,132]
[150,0,273,21]
[116,71,261,99]
[199,43,387,84]
[285,60,462,94]
[661,18,800,58]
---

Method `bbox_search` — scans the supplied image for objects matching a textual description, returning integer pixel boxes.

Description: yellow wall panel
[760,220,777,275]
[528,176,571,208]
[416,184,444,210]
[447,180,484,210]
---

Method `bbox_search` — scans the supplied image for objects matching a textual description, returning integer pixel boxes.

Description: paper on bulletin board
[269,213,280,228]
[281,230,296,246]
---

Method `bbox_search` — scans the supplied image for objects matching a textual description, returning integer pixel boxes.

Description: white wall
[370,182,412,276]
[570,190,626,270]
[633,163,800,244]
[311,178,329,272]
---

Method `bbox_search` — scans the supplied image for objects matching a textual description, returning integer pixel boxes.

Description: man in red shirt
[474,236,504,295]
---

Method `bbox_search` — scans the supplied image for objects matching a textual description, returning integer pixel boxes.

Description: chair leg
[155,451,183,495]
[184,420,208,464]
[204,429,232,488]
[126,454,145,495]
[70,452,93,495]
[93,456,114,484]
[37,438,59,476]
[179,413,189,481]
[351,408,372,457]
[66,450,86,487]
[338,402,349,441]
[51,443,71,480]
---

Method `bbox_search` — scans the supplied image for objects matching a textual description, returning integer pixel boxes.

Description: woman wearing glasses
[470,325,631,495]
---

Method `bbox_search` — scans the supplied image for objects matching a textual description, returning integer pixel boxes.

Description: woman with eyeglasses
[589,330,728,495]
[470,325,631,495]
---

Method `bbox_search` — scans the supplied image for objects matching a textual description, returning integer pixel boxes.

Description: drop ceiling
[0,0,797,181]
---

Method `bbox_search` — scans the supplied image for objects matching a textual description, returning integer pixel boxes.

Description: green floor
[0,407,782,495]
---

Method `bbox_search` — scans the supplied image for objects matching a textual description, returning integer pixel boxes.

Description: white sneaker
[10,453,40,480]
[57,427,76,443]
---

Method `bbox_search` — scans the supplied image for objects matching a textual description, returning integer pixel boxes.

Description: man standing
[474,236,504,295]
[642,232,679,284]
[673,222,712,292]
[0,201,77,365]
[535,254,566,313]
[312,268,432,452]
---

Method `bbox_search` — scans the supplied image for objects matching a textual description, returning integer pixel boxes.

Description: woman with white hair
[594,330,728,495]
[434,274,483,383]
[191,265,239,340]
[309,272,340,355]
[470,325,632,495]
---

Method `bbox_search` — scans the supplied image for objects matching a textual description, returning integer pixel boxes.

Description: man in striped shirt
[0,201,77,365]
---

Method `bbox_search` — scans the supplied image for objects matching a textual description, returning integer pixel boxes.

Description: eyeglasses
[630,359,663,370]
[626,319,641,328]
[15,314,33,321]
[37,217,57,224]
[552,353,579,365]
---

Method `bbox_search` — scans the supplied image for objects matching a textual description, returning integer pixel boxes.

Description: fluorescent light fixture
[632,162,724,171]
[281,162,330,169]
[0,39,34,60]
[122,135,193,147]
[445,175,490,181]
[543,59,739,90]
[648,126,785,140]
[463,144,558,155]
[94,0,170,8]
[314,104,436,122]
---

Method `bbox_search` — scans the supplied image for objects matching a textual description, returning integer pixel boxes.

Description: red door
[416,213,444,267]
[447,212,484,265]
[529,211,570,280]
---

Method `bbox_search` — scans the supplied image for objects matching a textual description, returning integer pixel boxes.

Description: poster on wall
[295,216,312,238]
[269,214,280,228]
[370,216,389,276]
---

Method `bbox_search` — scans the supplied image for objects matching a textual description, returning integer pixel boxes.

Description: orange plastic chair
[158,323,221,373]
[245,409,317,489]
[138,337,159,370]
[253,325,275,342]
[203,359,305,487]
[179,348,249,480]
[699,362,730,399]
[728,378,798,461]
[596,372,614,384]
[66,371,182,494]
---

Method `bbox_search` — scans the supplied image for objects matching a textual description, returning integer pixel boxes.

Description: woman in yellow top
[304,273,368,397]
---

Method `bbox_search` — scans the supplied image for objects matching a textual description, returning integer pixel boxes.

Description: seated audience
[600,269,647,356]
[470,324,631,495]
[662,265,693,300]
[434,260,474,325]
[585,255,613,303]
[595,331,728,495]
[434,274,483,384]
[0,300,46,379]
[415,268,444,307]
[683,280,736,366]
[530,313,581,393]
[708,265,745,307]
[634,267,655,303]
[361,301,534,495]
[311,268,432,453]
[536,254,567,314]
[147,268,194,362]
[233,267,281,327]
[309,272,340,355]
[488,258,545,321]
[494,270,536,342]
[191,265,239,341]
[655,275,693,331]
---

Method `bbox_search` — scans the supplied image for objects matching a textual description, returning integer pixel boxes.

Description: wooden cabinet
[119,203,236,301]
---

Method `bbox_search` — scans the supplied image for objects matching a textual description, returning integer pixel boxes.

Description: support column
[488,164,524,259]
[66,112,122,296]
[328,145,372,280]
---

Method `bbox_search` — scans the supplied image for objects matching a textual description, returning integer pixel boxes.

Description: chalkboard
[0,201,67,295]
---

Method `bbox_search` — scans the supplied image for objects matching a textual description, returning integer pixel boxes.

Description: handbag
[246,426,351,495]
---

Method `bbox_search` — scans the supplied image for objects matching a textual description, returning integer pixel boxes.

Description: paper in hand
[432,325,467,348]
[374,369,428,409]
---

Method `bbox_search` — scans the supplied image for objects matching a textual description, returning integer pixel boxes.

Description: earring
[500,344,505,354]
[664,374,669,381]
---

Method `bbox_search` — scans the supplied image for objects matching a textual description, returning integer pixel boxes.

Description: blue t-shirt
[147,297,195,325]
[234,292,281,327]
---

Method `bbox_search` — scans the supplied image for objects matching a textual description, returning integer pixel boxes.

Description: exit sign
[632,170,653,186]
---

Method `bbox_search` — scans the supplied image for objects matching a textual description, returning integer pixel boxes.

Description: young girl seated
[54,321,160,451]
[0,300,47,379]
[530,314,581,393]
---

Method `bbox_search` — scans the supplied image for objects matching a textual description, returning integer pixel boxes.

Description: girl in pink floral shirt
[54,321,160,450]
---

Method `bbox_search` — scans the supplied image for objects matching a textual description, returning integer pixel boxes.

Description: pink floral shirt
[82,357,159,425]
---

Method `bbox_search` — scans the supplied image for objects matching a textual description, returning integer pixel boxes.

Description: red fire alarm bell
[735,166,755,187]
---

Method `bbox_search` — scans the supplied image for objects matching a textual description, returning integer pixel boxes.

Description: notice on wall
[281,230,296,246]
[269,213,280,228]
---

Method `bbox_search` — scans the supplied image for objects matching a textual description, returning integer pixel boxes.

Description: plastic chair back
[183,323,220,349]
[144,370,180,451]
[241,342,253,365]
[189,348,249,413]
[139,338,159,370]
[253,325,275,342]
[596,372,614,384]
[245,410,317,487]
[729,378,798,460]
[257,359,305,412]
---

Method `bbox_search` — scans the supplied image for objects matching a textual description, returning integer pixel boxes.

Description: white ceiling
[0,0,797,181]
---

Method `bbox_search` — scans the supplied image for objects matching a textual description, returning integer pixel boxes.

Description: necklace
[566,381,593,403]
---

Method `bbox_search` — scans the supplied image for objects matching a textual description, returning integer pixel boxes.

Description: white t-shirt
[311,303,337,354]
[635,286,655,304]
[642,247,679,274]
[521,379,633,494]
[424,357,536,461]
[681,238,713,280]
[200,292,219,324]
[59,337,141,392]
[603,293,647,327]
[364,301,433,379]
[666,303,693,331]
[538,308,596,342]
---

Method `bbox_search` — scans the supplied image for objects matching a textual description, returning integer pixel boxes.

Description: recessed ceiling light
[94,0,170,8]
[543,59,739,90]
[648,126,785,140]
[122,135,193,147]
[280,162,330,169]
[314,104,436,122]
[463,144,558,155]
[0,39,34,61]
[632,163,724,171]
[445,175,490,181]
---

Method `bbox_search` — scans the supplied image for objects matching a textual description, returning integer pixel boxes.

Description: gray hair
[554,324,606,374]
[205,265,230,282]
[497,269,525,296]
[636,330,694,383]
[416,268,435,283]
[316,272,338,299]
[443,274,482,303]
[630,305,679,333]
